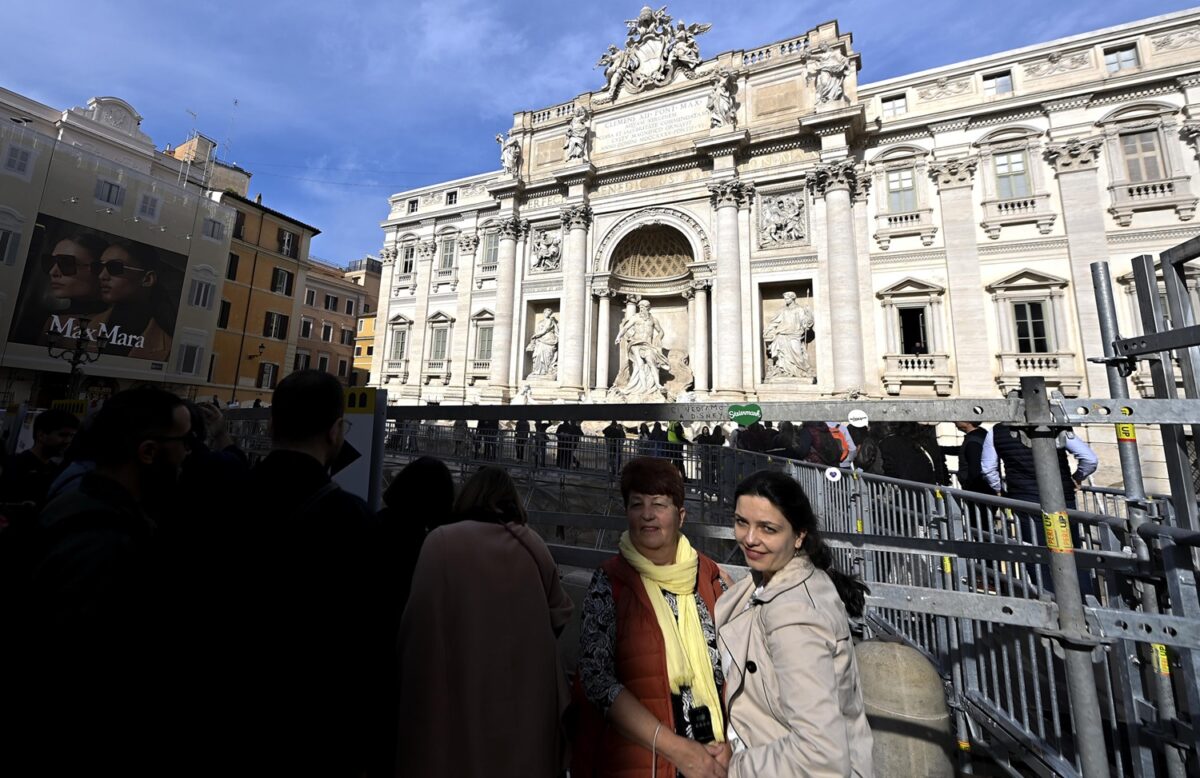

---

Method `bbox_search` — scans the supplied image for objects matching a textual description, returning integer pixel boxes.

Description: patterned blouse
[579,567,726,740]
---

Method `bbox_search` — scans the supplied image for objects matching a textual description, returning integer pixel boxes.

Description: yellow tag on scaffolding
[1042,512,1073,553]
[1115,423,1136,442]
[856,518,863,533]
[1153,644,1171,676]
[942,556,952,574]
[957,740,971,752]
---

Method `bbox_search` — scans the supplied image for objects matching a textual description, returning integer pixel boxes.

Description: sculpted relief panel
[757,191,808,248]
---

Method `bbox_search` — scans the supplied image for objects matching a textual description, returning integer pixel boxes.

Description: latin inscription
[593,96,709,154]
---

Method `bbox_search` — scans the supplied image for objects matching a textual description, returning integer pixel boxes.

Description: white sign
[593,95,709,154]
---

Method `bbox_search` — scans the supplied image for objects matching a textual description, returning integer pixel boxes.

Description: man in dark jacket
[603,420,625,475]
[0,408,79,521]
[1,387,191,776]
[950,420,990,493]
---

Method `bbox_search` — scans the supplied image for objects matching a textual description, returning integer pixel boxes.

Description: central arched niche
[610,224,693,280]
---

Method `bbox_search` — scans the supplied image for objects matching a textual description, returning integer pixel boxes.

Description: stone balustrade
[873,207,937,249]
[880,352,953,396]
[995,351,1082,396]
[1107,175,1197,226]
[980,192,1055,239]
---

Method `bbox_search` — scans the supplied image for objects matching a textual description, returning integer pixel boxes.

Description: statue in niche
[526,309,559,378]
[611,299,671,400]
[496,131,521,176]
[707,69,737,128]
[563,107,592,163]
[531,230,562,271]
[759,193,806,246]
[808,44,850,103]
[764,292,816,380]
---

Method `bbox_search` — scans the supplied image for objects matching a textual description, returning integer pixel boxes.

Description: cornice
[977,237,1069,256]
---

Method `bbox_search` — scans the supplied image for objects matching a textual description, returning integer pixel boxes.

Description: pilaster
[810,160,865,393]
[559,204,593,393]
[708,178,753,398]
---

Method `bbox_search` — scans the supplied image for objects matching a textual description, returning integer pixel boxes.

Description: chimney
[255,193,262,204]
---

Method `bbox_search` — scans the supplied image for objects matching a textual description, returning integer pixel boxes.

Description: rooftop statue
[597,6,712,101]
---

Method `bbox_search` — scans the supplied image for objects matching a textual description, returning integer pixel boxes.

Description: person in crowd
[945,420,990,494]
[715,470,874,777]
[638,422,652,456]
[226,370,380,776]
[827,421,857,465]
[667,420,689,480]
[802,420,843,467]
[37,233,110,343]
[94,240,175,361]
[0,409,79,520]
[453,417,469,456]
[982,424,1097,509]
[649,421,668,458]
[515,418,531,462]
[706,425,727,487]
[398,466,573,777]
[574,457,729,778]
[478,417,500,460]
[739,421,770,453]
[535,419,551,467]
[369,455,454,778]
[876,422,943,484]
[766,420,811,461]
[604,420,626,476]
[0,387,191,776]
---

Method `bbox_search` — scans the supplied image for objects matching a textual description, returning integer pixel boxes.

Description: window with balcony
[983,71,1012,97]
[986,269,1082,396]
[475,326,493,360]
[1100,104,1197,226]
[430,327,449,360]
[875,277,952,396]
[401,245,416,274]
[1122,131,1164,183]
[886,168,916,213]
[391,328,408,360]
[994,151,1031,199]
[1104,44,1139,74]
[483,232,499,265]
[881,94,907,119]
[439,237,456,270]
[1013,301,1050,353]
[870,147,935,249]
[975,128,1056,239]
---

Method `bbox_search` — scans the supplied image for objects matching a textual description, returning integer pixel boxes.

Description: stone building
[372,8,1200,415]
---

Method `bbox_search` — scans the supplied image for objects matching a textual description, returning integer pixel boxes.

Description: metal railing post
[1022,375,1112,778]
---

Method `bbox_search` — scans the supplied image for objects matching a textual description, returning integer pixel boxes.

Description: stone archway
[610,224,693,282]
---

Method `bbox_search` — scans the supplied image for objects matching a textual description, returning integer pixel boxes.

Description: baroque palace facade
[372,8,1200,409]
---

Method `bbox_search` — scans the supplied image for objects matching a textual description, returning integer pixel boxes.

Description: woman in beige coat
[715,470,874,777]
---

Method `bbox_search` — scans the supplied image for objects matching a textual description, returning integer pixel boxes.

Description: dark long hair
[734,469,869,617]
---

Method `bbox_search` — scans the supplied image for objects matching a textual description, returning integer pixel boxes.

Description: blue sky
[6,0,1196,264]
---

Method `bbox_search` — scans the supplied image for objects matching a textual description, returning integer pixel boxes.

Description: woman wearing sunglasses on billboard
[95,240,175,361]
[37,234,110,343]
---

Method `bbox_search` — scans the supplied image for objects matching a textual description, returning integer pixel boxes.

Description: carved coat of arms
[596,6,711,101]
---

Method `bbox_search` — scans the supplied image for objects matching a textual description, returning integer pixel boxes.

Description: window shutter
[114,185,125,207]
[263,314,273,338]
[285,272,294,297]
[94,179,106,199]
[257,361,266,387]
[280,315,289,339]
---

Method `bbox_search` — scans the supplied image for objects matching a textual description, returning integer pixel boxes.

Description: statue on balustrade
[808,44,849,103]
[611,300,671,400]
[707,69,737,128]
[563,107,592,163]
[764,292,815,380]
[496,131,522,176]
[526,309,559,378]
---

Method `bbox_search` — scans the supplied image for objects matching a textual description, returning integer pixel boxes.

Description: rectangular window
[445,191,458,206]
[337,359,348,377]
[177,344,204,376]
[886,168,917,213]
[258,362,279,389]
[391,330,408,360]
[226,252,239,280]
[983,71,1013,97]
[233,210,245,239]
[270,267,294,296]
[305,288,316,306]
[366,346,374,356]
[202,218,224,240]
[5,145,31,175]
[317,355,330,373]
[401,245,415,274]
[94,178,125,206]
[430,328,449,360]
[0,228,16,265]
[483,233,499,265]
[1122,131,1164,183]
[345,298,355,316]
[138,194,159,220]
[898,308,928,354]
[341,329,355,346]
[218,299,231,329]
[1105,44,1139,74]
[407,199,418,214]
[263,311,290,340]
[324,294,337,311]
[439,238,456,270]
[188,279,214,309]
[476,325,493,360]
[300,318,313,339]
[294,351,311,371]
[995,151,1031,199]
[322,323,333,342]
[882,95,907,119]
[278,229,298,258]
[1013,301,1050,354]
[355,346,362,357]
[207,354,216,383]
[357,318,365,333]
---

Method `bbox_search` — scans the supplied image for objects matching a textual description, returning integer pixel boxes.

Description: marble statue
[526,309,559,377]
[764,292,815,379]
[532,230,562,271]
[707,69,737,128]
[612,299,670,398]
[759,193,806,246]
[564,106,591,163]
[809,44,850,103]
[597,6,711,100]
[496,131,521,175]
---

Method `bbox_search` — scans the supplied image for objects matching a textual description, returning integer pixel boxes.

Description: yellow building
[355,312,376,384]
[295,257,369,388]
[344,257,381,385]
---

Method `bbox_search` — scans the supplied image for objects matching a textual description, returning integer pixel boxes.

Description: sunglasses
[41,254,93,275]
[92,260,148,277]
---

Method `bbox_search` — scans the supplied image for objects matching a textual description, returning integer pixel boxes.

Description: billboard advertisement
[8,213,186,362]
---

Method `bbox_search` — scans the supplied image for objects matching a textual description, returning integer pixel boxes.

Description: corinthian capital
[927,156,978,190]
[416,240,437,260]
[379,246,398,262]
[807,160,858,196]
[560,204,593,230]
[498,217,525,240]
[457,233,480,254]
[1043,136,1105,173]
[709,179,755,209]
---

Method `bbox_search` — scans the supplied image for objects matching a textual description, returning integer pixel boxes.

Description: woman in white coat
[715,470,874,777]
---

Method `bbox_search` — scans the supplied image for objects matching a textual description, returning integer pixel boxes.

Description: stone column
[693,280,711,392]
[1044,137,1110,394]
[508,222,529,387]
[928,156,994,395]
[810,161,865,392]
[488,219,521,393]
[409,239,437,391]
[594,289,614,391]
[450,232,480,396]
[558,205,591,394]
[708,179,753,397]
[684,287,696,366]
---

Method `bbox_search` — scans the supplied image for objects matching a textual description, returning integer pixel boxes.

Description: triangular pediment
[875,276,945,298]
[388,313,413,325]
[426,311,455,324]
[471,308,495,321]
[985,268,1069,293]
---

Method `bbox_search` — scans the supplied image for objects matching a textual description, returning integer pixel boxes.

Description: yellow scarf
[618,531,725,743]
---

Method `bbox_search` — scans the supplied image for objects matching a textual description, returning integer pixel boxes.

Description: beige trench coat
[715,555,874,777]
